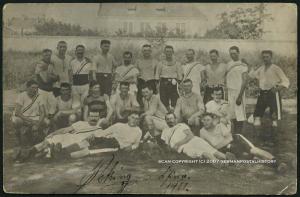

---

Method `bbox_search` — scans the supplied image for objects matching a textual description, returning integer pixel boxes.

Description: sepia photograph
[2,2,297,194]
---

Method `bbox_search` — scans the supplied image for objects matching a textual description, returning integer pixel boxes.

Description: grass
[3,47,297,98]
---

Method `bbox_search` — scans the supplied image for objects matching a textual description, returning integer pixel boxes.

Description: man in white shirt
[226,46,249,134]
[249,50,290,128]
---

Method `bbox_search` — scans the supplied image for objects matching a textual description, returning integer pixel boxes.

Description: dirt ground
[2,108,297,194]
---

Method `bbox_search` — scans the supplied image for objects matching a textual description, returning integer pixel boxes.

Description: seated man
[110,82,140,123]
[199,113,275,161]
[15,110,142,161]
[140,83,168,137]
[161,112,232,161]
[12,80,49,146]
[174,79,204,134]
[52,83,81,130]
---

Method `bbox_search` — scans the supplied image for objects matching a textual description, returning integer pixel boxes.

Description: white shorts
[72,84,89,102]
[180,137,217,158]
[227,89,246,121]
[38,88,56,115]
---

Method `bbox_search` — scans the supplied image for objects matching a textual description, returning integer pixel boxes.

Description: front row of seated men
[13,79,278,171]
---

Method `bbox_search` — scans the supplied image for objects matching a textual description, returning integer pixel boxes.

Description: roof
[97,3,207,19]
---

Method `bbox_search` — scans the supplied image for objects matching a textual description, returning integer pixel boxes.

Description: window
[123,22,128,33]
[176,23,186,35]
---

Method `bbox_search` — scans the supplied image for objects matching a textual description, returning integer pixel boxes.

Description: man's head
[60,82,72,97]
[209,49,219,63]
[165,112,177,127]
[123,51,133,66]
[142,44,152,58]
[75,45,85,59]
[141,83,154,100]
[182,79,193,94]
[87,111,100,126]
[100,40,111,54]
[26,80,39,97]
[119,82,130,96]
[229,46,240,61]
[89,80,101,96]
[185,49,195,62]
[212,86,223,102]
[42,49,52,63]
[127,111,140,127]
[164,45,174,60]
[201,113,215,129]
[261,50,273,65]
[57,41,67,55]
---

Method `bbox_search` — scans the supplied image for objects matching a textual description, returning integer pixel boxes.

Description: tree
[204,4,273,39]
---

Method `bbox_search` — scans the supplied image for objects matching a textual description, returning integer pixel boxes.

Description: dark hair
[165,45,174,51]
[261,50,273,57]
[26,79,38,87]
[229,46,239,53]
[60,82,71,89]
[57,41,67,46]
[76,45,85,50]
[119,81,130,87]
[201,112,215,119]
[42,49,52,53]
[165,112,176,120]
[183,79,193,84]
[212,86,223,92]
[142,44,152,48]
[209,49,219,56]
[100,40,111,45]
[89,80,100,88]
[123,51,133,58]
[187,48,195,54]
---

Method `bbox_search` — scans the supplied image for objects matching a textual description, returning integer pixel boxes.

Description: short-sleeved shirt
[35,60,56,91]
[55,94,81,112]
[205,100,229,117]
[226,60,248,90]
[115,65,139,83]
[182,62,205,94]
[71,121,101,134]
[110,93,139,116]
[104,123,142,149]
[15,92,44,118]
[200,123,232,148]
[84,94,109,118]
[70,57,94,75]
[174,92,204,121]
[161,123,190,151]
[155,60,183,80]
[51,54,73,83]
[143,94,168,119]
[92,53,116,74]
[248,64,290,90]
[136,58,158,81]
[205,63,227,86]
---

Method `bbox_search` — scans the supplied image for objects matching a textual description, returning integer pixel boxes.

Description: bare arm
[236,72,249,105]
[15,104,35,124]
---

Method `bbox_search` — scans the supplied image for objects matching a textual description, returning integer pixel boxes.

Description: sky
[3,3,297,34]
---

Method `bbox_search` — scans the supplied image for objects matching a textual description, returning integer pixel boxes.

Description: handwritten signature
[158,165,191,193]
[73,154,134,194]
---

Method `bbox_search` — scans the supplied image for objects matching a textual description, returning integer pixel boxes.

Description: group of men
[12,39,290,170]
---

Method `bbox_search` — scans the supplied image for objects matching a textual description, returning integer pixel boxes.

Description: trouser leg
[159,80,169,109]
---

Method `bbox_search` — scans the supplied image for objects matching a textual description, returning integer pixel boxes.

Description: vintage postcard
[2,2,297,194]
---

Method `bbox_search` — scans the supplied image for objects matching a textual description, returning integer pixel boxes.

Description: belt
[73,74,89,85]
[96,73,112,77]
[260,89,272,93]
[160,78,176,82]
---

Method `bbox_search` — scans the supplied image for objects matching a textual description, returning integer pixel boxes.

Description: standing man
[35,49,58,116]
[70,45,93,103]
[226,46,249,134]
[136,44,159,106]
[156,45,183,110]
[92,40,116,96]
[203,49,227,104]
[179,49,205,96]
[51,41,73,97]
[249,50,290,128]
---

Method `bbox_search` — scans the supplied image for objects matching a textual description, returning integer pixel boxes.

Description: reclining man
[12,80,49,146]
[14,110,142,162]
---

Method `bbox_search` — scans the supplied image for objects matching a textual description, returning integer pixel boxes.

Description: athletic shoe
[253,117,262,126]
[247,114,254,124]
[272,121,278,127]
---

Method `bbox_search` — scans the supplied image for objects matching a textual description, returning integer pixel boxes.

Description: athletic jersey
[115,64,139,84]
[182,62,205,93]
[155,60,183,80]
[71,121,101,134]
[174,92,204,121]
[55,94,81,111]
[103,123,142,149]
[70,57,93,75]
[51,54,73,83]
[248,64,290,90]
[92,52,116,74]
[35,60,56,91]
[143,94,168,119]
[15,92,44,118]
[136,58,158,81]
[205,63,227,86]
[110,93,139,117]
[161,123,190,151]
[226,60,248,90]
[200,123,232,148]
[84,94,109,118]
[205,99,229,117]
